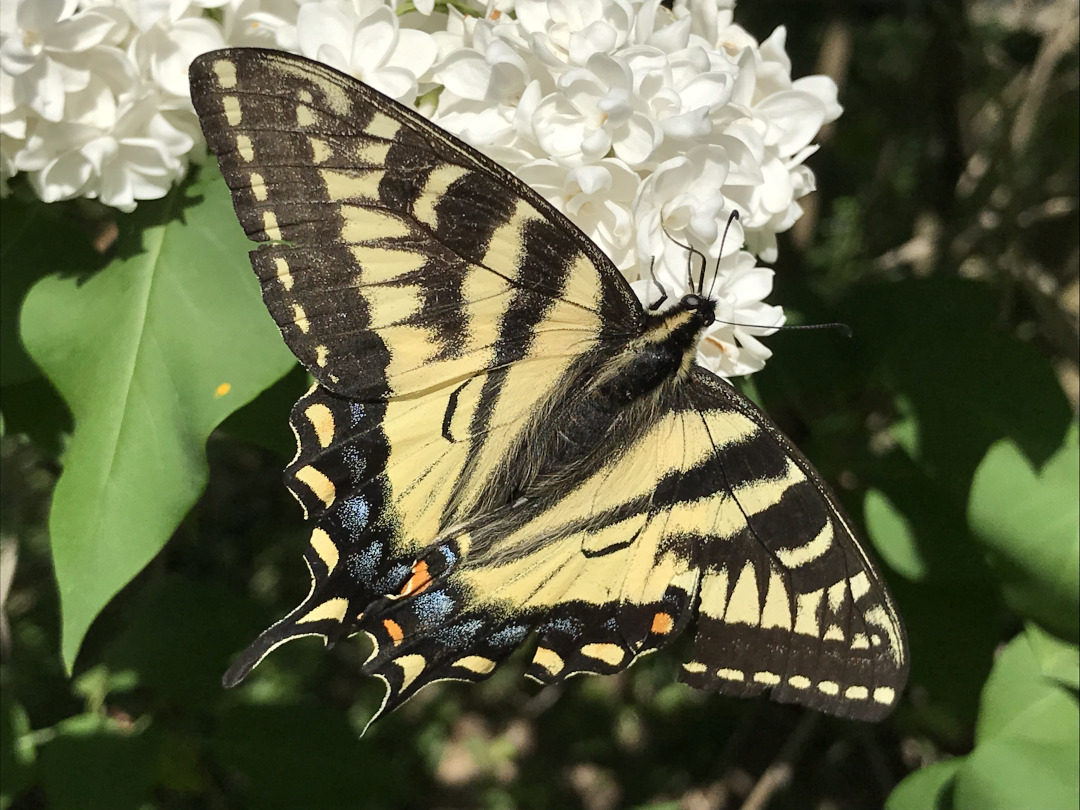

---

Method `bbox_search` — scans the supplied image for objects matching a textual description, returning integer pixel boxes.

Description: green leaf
[19,167,295,671]
[0,196,102,388]
[848,279,1073,496]
[1025,623,1080,691]
[843,279,1074,721]
[886,758,960,810]
[865,487,928,581]
[103,575,266,709]
[216,363,309,458]
[953,633,1080,810]
[38,715,161,810]
[889,632,1079,810]
[864,448,999,723]
[969,422,1080,642]
[211,703,411,809]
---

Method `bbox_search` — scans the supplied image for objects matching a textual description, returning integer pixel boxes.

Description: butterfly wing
[354,367,907,722]
[189,48,640,403]
[189,48,644,683]
[676,368,908,719]
[190,48,907,721]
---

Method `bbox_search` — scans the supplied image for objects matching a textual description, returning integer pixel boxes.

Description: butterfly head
[649,291,717,346]
[678,293,716,328]
[613,292,718,395]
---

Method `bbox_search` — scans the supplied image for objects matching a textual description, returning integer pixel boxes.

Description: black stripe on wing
[678,368,909,721]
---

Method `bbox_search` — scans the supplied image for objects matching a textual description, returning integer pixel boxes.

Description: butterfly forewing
[189,48,640,400]
[190,48,907,723]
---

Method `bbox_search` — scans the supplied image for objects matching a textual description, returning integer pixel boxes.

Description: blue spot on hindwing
[349,402,365,426]
[376,563,410,593]
[489,624,530,648]
[411,590,455,627]
[435,619,484,647]
[540,617,580,637]
[341,446,366,482]
[339,496,369,534]
[347,540,383,583]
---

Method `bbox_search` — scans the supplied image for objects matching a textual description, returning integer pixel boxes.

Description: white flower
[391,0,435,15]
[0,0,213,210]
[435,14,533,104]
[534,52,662,165]
[516,0,635,68]
[17,87,194,210]
[623,44,736,146]
[131,15,227,99]
[0,0,128,122]
[633,145,737,283]
[697,250,785,377]
[1,0,839,378]
[81,97,195,209]
[0,58,28,141]
[219,0,303,50]
[674,0,737,46]
[517,157,640,270]
[684,20,842,260]
[431,12,545,164]
[423,0,841,375]
[629,146,777,372]
[295,0,437,103]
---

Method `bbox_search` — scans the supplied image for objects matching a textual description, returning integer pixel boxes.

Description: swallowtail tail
[189,48,908,725]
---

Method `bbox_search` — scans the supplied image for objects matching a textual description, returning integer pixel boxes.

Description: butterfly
[189,48,908,725]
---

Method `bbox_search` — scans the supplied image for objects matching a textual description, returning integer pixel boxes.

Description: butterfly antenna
[713,318,853,337]
[706,210,741,301]
[701,210,851,337]
[647,256,669,311]
[661,225,708,295]
[777,321,853,338]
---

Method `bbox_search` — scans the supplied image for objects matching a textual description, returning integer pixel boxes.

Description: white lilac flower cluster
[0,0,840,377]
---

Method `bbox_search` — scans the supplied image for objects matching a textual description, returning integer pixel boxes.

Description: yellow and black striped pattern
[190,49,907,724]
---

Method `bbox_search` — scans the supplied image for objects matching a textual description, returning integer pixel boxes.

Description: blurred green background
[2,1,1077,809]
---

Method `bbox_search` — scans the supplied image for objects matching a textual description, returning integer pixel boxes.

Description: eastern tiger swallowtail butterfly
[189,48,908,725]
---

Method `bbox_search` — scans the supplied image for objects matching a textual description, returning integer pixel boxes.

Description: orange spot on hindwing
[383,619,404,645]
[399,560,432,597]
[651,612,675,635]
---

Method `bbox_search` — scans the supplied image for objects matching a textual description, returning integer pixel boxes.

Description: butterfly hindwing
[677,369,907,719]
[221,384,405,684]
[191,48,908,723]
[349,368,905,722]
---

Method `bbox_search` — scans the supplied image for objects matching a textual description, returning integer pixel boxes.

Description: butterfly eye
[681,294,716,326]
